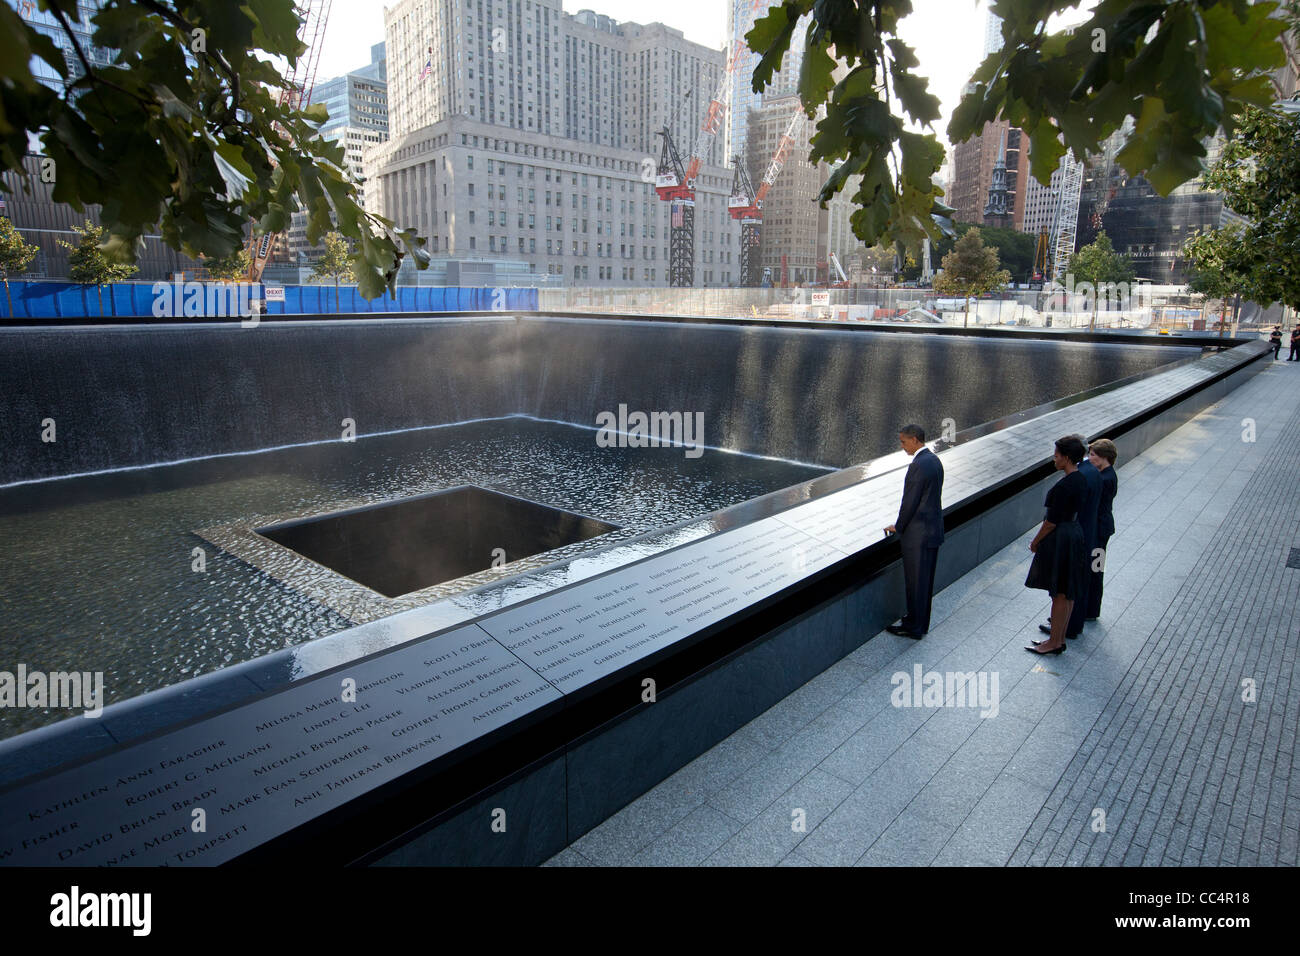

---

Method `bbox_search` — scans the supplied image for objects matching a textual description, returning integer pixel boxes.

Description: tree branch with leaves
[747,1,1288,254]
[0,0,427,300]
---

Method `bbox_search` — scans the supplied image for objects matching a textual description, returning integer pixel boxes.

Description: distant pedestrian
[884,424,945,639]
[1025,436,1089,655]
[1269,326,1283,359]
[1085,439,1119,620]
[1289,324,1300,361]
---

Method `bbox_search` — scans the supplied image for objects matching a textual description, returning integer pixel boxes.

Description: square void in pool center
[256,486,621,598]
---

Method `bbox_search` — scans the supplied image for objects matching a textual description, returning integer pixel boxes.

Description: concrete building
[369,115,736,286]
[744,95,824,285]
[950,118,1028,228]
[1073,122,1238,284]
[372,0,737,286]
[383,0,723,169]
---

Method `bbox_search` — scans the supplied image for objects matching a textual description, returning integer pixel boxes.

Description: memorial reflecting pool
[0,417,827,738]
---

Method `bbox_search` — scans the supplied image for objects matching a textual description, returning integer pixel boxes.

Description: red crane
[653,0,761,287]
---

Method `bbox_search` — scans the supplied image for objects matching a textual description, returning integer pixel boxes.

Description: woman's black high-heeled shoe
[1025,643,1065,655]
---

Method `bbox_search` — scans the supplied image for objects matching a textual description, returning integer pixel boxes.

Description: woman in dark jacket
[1025,435,1089,655]
[1086,438,1119,620]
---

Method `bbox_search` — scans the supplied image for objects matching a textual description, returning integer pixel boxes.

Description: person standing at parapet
[1053,433,1101,640]
[1269,326,1283,359]
[1289,323,1300,361]
[1086,439,1119,621]
[884,424,945,639]
[1026,436,1088,655]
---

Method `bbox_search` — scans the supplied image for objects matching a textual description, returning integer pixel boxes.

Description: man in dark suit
[1086,438,1119,620]
[884,424,945,639]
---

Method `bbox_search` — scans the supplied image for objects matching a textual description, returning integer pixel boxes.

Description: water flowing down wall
[0,315,1197,485]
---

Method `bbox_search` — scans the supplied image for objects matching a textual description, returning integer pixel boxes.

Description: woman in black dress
[1025,435,1089,655]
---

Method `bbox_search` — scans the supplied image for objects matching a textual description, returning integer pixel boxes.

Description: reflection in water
[0,418,829,737]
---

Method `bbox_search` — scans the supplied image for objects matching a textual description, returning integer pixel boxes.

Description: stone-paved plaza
[546,353,1298,867]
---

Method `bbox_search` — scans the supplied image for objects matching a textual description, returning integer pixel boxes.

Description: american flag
[419,48,432,81]
[671,203,684,228]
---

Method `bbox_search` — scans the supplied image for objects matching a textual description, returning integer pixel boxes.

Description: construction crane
[727,156,761,287]
[1032,229,1049,280]
[247,0,335,284]
[828,251,848,286]
[654,0,761,287]
[727,106,803,286]
[655,117,696,288]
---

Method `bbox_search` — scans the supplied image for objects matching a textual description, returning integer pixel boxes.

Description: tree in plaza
[971,225,1036,284]
[901,223,1036,284]
[0,0,426,300]
[746,0,1287,255]
[310,231,353,312]
[1067,232,1136,329]
[57,220,138,316]
[202,246,252,282]
[933,228,1010,327]
[0,216,39,317]
[1183,106,1300,323]
[1183,223,1265,334]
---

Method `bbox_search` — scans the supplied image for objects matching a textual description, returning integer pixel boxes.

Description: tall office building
[1074,124,1237,284]
[371,0,738,287]
[1021,157,1066,238]
[744,95,825,285]
[383,0,722,168]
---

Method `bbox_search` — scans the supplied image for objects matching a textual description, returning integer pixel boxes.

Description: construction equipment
[728,156,761,287]
[655,123,696,288]
[1032,229,1049,280]
[828,252,850,289]
[246,0,335,284]
[653,0,764,287]
[1047,153,1084,284]
[727,106,803,287]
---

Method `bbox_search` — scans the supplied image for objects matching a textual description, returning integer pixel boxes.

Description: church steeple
[983,130,1014,228]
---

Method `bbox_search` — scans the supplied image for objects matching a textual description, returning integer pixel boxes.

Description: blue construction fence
[0,281,539,319]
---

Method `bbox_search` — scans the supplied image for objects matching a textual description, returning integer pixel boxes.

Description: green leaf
[747,2,800,94]
[798,23,837,116]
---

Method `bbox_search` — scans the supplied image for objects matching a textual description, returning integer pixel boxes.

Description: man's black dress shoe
[1038,624,1053,635]
[885,624,923,639]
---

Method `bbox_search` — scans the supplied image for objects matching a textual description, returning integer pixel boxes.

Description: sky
[312,0,1073,152]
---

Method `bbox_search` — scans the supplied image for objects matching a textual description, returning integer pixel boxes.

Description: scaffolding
[1048,154,1085,283]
